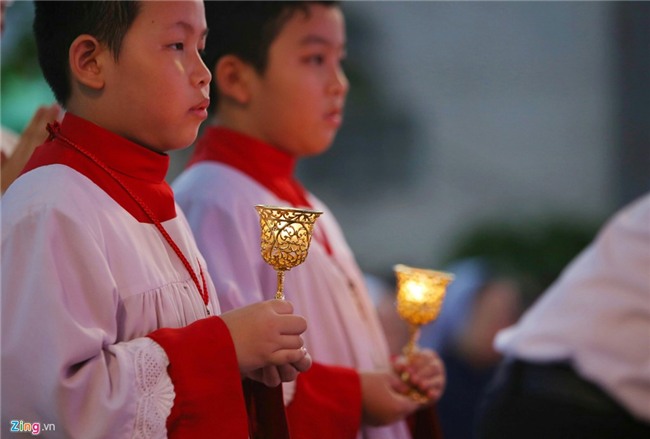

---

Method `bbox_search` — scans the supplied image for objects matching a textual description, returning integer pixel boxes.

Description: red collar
[189,126,332,255]
[22,112,175,223]
[188,126,312,208]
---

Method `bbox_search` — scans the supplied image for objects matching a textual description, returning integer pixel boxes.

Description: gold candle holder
[394,263,454,402]
[255,205,322,300]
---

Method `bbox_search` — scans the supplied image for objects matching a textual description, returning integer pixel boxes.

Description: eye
[305,54,325,66]
[169,42,184,51]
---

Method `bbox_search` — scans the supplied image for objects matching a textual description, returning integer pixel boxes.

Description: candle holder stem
[401,324,430,404]
[275,270,286,300]
[404,323,420,357]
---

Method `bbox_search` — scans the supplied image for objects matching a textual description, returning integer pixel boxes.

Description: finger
[291,350,312,372]
[277,315,307,335]
[24,107,51,138]
[270,299,294,314]
[268,346,307,366]
[395,392,422,414]
[392,377,411,395]
[277,364,300,382]
[408,350,437,368]
[421,376,446,399]
[262,365,281,388]
[21,105,59,145]
[408,363,439,384]
[274,334,304,350]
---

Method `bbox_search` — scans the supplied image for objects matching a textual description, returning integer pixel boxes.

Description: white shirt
[495,193,650,422]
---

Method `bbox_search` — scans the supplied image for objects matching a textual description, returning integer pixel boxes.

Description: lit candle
[404,279,427,304]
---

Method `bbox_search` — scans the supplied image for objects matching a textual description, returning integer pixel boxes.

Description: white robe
[174,161,412,439]
[2,165,220,438]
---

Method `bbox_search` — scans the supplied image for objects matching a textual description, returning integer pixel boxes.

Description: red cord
[47,122,210,313]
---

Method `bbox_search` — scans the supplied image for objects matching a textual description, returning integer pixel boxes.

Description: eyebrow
[299,34,344,48]
[172,21,209,39]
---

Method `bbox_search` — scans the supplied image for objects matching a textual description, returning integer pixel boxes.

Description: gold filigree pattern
[394,264,453,327]
[394,264,454,403]
[255,205,322,299]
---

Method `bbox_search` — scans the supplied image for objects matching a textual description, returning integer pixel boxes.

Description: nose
[194,54,212,89]
[329,65,349,97]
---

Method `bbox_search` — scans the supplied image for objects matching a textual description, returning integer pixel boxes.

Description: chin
[155,139,193,153]
[307,138,334,156]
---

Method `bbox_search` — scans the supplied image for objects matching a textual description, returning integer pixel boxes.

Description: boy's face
[101,0,210,153]
[246,4,348,157]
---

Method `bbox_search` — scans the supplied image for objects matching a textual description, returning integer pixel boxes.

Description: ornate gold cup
[255,205,323,300]
[394,263,454,402]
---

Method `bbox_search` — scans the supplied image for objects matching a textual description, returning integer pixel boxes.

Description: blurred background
[2,0,649,304]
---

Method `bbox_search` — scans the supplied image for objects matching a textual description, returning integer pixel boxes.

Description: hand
[360,371,421,426]
[1,103,61,194]
[219,299,308,377]
[392,348,446,403]
[245,351,312,388]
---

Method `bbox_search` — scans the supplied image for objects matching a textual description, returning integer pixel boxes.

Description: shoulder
[173,162,279,213]
[608,193,650,235]
[2,165,122,232]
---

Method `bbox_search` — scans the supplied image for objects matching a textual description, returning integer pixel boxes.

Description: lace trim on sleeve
[132,338,175,439]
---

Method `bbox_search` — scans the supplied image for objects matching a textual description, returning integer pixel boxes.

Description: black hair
[33,1,141,105]
[202,1,339,110]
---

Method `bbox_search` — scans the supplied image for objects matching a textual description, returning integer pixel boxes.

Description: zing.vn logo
[10,420,56,435]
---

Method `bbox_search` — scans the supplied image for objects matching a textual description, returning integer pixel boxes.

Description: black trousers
[476,359,650,439]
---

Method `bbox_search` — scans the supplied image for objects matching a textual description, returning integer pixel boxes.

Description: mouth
[325,108,343,126]
[191,98,210,112]
[190,98,210,119]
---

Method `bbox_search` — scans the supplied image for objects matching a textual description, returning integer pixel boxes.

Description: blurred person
[1,103,61,194]
[173,2,445,438]
[0,0,60,194]
[476,193,650,438]
[419,259,522,439]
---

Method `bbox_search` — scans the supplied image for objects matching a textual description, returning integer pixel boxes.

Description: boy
[1,2,310,438]
[174,2,445,438]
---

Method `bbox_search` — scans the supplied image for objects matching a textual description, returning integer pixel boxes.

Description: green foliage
[444,217,601,305]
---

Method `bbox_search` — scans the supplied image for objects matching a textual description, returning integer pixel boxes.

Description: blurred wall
[296,1,636,275]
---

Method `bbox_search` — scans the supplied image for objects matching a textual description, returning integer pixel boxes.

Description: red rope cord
[47,122,210,312]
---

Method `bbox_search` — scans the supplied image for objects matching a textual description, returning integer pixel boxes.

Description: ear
[68,34,107,91]
[214,55,256,105]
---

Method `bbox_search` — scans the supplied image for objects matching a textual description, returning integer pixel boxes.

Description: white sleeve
[1,204,173,439]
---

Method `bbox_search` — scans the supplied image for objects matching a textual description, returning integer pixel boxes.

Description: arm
[1,205,173,438]
[1,104,60,194]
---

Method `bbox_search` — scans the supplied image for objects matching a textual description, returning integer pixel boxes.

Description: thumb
[271,299,295,315]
